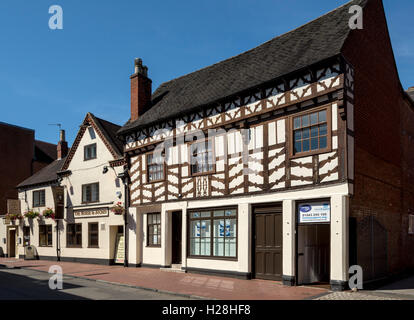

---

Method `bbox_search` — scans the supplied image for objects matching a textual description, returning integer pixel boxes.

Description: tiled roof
[17,157,66,189]
[119,0,367,134]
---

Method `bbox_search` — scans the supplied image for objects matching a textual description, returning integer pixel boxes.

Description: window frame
[146,213,161,247]
[188,137,216,177]
[33,190,46,208]
[88,222,99,248]
[84,143,97,161]
[146,152,166,183]
[81,182,100,204]
[187,206,238,261]
[66,223,82,248]
[289,105,332,159]
[39,224,52,247]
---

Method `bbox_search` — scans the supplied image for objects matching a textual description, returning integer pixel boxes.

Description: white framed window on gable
[33,190,46,207]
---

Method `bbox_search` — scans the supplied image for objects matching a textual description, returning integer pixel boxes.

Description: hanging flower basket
[24,210,40,220]
[42,208,55,220]
[111,202,125,215]
[6,213,24,222]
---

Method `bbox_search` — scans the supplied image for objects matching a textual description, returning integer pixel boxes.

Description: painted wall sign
[74,207,109,218]
[298,202,331,223]
[7,199,21,215]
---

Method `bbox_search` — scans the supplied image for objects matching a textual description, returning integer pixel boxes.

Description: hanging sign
[298,202,331,223]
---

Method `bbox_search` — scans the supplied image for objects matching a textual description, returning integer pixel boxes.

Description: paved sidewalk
[0,258,326,300]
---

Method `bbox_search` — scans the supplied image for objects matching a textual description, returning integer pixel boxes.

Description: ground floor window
[147,213,161,246]
[67,223,82,247]
[39,225,52,247]
[188,207,237,259]
[88,223,99,248]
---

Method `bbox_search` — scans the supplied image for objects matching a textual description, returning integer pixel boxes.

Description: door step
[160,264,185,273]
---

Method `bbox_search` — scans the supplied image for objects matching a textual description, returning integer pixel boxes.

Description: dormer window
[84,143,97,161]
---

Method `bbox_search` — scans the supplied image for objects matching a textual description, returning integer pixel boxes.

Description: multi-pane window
[88,223,99,247]
[293,109,328,155]
[67,223,82,247]
[84,143,97,160]
[409,215,414,235]
[147,153,164,182]
[147,213,161,246]
[189,208,237,259]
[39,225,52,247]
[190,139,214,175]
[82,183,99,203]
[33,190,46,207]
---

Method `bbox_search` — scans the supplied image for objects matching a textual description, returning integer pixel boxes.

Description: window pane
[319,136,327,149]
[311,126,318,137]
[226,219,237,237]
[225,209,236,217]
[311,138,319,150]
[302,139,310,152]
[319,124,327,136]
[191,221,200,237]
[200,238,210,256]
[294,130,301,141]
[294,117,301,129]
[301,115,309,127]
[190,212,200,218]
[319,110,327,123]
[225,238,236,257]
[310,112,318,125]
[213,237,224,256]
[200,220,211,237]
[213,210,224,217]
[302,128,310,139]
[294,141,302,153]
[191,238,200,255]
[200,211,211,218]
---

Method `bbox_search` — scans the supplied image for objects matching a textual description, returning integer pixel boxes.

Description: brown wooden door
[254,205,283,280]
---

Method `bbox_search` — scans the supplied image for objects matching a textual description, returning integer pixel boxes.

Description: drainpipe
[123,154,130,268]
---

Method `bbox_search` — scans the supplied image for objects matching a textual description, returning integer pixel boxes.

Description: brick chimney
[130,58,152,122]
[57,129,68,159]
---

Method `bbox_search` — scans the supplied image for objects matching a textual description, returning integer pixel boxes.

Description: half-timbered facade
[118,0,414,291]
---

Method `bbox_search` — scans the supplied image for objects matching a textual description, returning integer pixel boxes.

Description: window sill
[187,255,238,261]
[88,246,99,249]
[38,245,53,248]
[66,245,82,248]
[290,147,332,160]
[146,245,161,248]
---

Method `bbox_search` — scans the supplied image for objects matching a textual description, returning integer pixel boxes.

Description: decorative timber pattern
[127,62,349,205]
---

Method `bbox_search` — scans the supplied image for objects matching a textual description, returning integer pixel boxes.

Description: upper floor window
[33,190,46,207]
[293,109,329,156]
[190,139,214,176]
[82,183,99,203]
[84,143,97,161]
[147,153,164,183]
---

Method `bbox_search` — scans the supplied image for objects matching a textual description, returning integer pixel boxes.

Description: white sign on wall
[298,202,331,223]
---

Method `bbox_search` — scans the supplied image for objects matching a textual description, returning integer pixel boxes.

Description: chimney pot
[130,58,152,122]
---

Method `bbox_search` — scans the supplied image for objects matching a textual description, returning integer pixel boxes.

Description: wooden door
[254,205,283,280]
[171,211,182,264]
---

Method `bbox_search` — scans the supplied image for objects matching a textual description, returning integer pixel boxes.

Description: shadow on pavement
[0,268,89,300]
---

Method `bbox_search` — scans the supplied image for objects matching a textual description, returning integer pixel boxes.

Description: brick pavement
[0,258,327,300]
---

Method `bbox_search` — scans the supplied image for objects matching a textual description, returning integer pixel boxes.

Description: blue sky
[0,0,413,145]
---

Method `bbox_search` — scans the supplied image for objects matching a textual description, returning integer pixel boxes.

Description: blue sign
[299,202,330,223]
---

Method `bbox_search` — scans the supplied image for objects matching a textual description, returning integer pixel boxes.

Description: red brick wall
[342,0,414,277]
[0,124,34,215]
[130,74,152,122]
